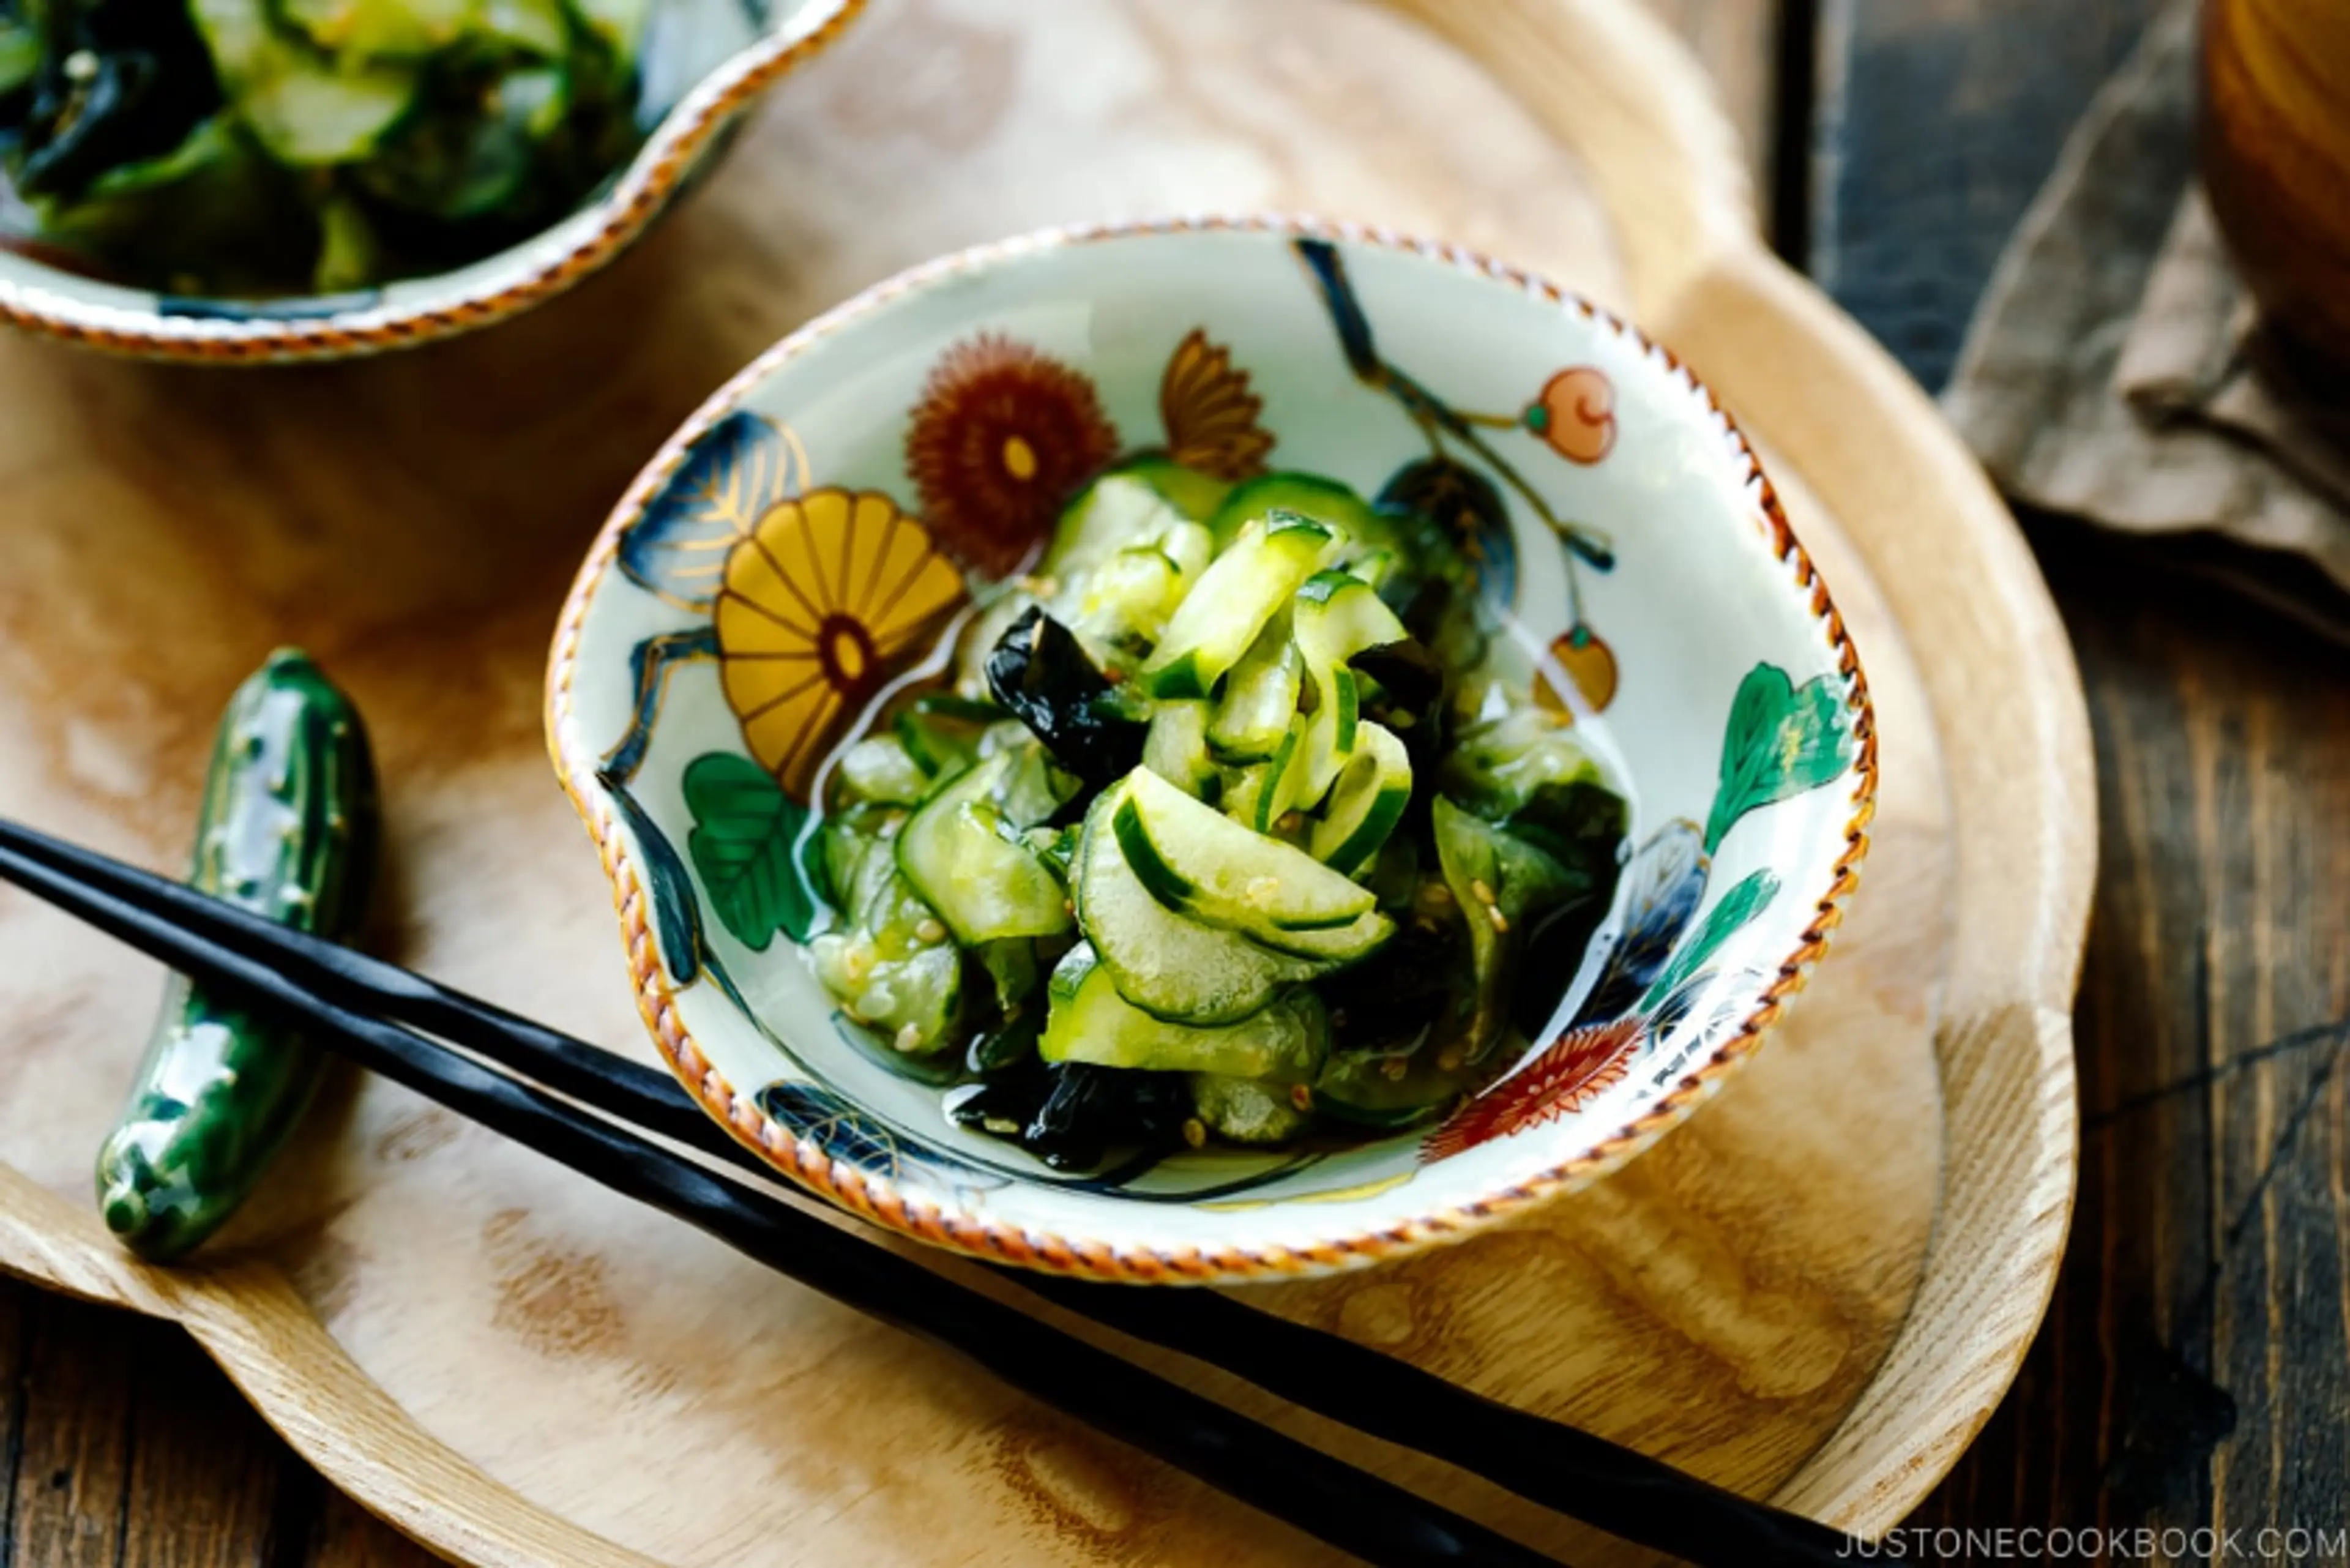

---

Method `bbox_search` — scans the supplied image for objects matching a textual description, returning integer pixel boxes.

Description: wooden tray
[0,0,2094,1561]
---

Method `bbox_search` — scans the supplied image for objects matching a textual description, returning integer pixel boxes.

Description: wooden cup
[2203,0,2350,369]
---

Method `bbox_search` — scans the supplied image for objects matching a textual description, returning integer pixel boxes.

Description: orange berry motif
[1535,623,1619,719]
[1523,366,1616,465]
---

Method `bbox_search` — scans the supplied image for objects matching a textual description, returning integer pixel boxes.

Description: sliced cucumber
[1041,471,1187,581]
[1208,613,1302,763]
[1121,457,1234,523]
[1310,722,1412,876]
[1143,700,1217,800]
[994,739,1077,828]
[808,863,963,1054]
[893,695,998,780]
[896,753,1073,945]
[1313,1048,1465,1129]
[1207,471,1382,550]
[1292,569,1411,807]
[1070,534,1191,648]
[1073,788,1319,1025]
[1042,946,1327,1078]
[1114,766,1376,935]
[835,735,931,807]
[1140,514,1337,701]
[191,0,419,165]
[1190,1073,1314,1145]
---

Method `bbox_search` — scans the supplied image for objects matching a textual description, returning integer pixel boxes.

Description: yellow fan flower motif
[715,487,966,799]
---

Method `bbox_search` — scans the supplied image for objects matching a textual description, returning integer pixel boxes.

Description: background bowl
[547,216,1877,1283]
[0,0,863,363]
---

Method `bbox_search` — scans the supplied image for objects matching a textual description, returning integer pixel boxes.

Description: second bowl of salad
[547,215,1877,1283]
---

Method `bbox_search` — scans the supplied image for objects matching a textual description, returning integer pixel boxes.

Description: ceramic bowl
[0,0,863,363]
[546,216,1877,1283]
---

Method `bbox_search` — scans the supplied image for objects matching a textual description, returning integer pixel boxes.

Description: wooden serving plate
[0,0,2092,1561]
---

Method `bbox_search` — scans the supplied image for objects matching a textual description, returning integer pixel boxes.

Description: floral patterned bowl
[0,0,863,363]
[546,216,1877,1284]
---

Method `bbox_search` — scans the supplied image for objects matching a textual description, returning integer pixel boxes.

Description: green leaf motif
[1641,868,1780,1010]
[1703,664,1853,854]
[684,753,820,950]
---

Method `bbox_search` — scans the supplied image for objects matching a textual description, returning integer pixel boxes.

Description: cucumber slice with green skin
[1070,522,1211,648]
[1312,1048,1465,1129]
[1140,513,1337,701]
[1190,1073,1314,1144]
[1122,457,1235,523]
[810,853,964,1054]
[1207,612,1302,763]
[191,0,419,165]
[1292,569,1411,806]
[896,752,1073,945]
[1310,722,1413,876]
[283,0,474,60]
[1042,946,1328,1078]
[994,740,1077,828]
[1073,787,1321,1025]
[835,735,932,807]
[894,696,998,780]
[1143,700,1217,799]
[1041,472,1188,580]
[1206,471,1382,551]
[1114,766,1378,936]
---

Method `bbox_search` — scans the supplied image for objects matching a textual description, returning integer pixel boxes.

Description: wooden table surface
[5,2,2344,1564]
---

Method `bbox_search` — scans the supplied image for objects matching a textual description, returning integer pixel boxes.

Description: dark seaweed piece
[1318,914,1468,1059]
[1351,638,1444,717]
[983,607,1147,788]
[954,1057,1189,1172]
[1024,1063,1191,1170]
[1498,778,1628,884]
[8,0,220,198]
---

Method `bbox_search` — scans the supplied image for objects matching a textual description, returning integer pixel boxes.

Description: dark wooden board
[1810,2,2350,1556]
[1808,0,2164,389]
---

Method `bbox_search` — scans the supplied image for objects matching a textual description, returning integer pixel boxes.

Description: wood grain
[1810,0,2165,390]
[0,1,2099,1563]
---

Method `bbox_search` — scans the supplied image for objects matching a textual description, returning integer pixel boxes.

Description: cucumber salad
[0,0,646,294]
[810,463,1631,1170]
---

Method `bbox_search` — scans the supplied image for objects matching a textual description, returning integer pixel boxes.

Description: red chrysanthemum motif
[905,334,1121,578]
[1420,1018,1645,1163]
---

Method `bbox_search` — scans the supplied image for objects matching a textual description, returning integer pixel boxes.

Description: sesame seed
[1182,1118,1207,1149]
[1487,905,1510,933]
[893,1023,924,1053]
[915,918,946,944]
[1276,812,1302,833]
[1470,878,1497,906]
[62,49,97,82]
[1424,883,1453,906]
[1288,1083,1315,1112]
[1381,1057,1408,1081]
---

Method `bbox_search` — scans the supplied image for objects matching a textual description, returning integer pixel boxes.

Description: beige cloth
[1941,0,2350,633]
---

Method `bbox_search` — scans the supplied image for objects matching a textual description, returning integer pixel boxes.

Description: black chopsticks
[0,816,1856,1568]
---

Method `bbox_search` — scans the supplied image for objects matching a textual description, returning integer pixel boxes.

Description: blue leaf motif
[617,411,803,611]
[1572,820,1707,1026]
[757,1080,969,1185]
